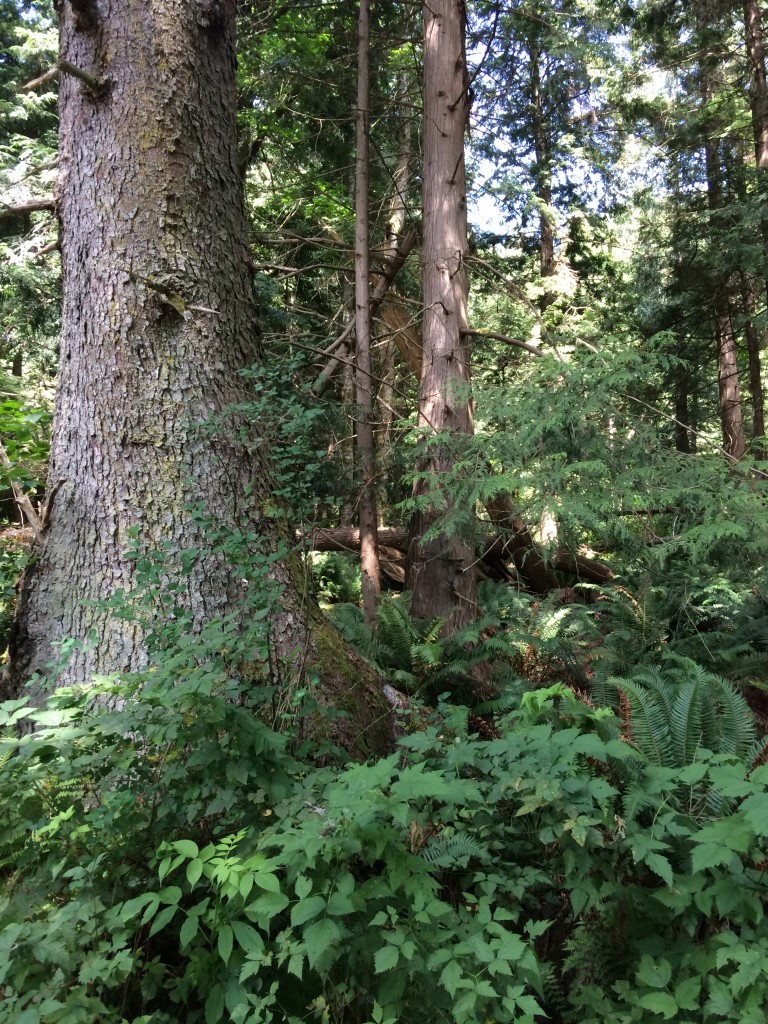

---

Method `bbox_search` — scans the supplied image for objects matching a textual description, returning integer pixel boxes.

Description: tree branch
[0,197,56,222]
[462,328,543,357]
[0,442,44,541]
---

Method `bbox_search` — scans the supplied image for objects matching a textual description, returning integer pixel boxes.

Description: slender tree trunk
[744,0,768,169]
[386,69,412,259]
[674,370,692,454]
[530,43,556,311]
[740,274,766,444]
[742,0,768,449]
[408,0,476,629]
[714,300,747,460]
[354,0,380,625]
[4,0,392,755]
[699,3,747,461]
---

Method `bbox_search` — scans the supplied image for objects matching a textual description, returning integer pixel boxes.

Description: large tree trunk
[408,0,477,630]
[5,0,391,755]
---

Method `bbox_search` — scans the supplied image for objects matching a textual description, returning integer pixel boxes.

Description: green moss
[308,618,393,760]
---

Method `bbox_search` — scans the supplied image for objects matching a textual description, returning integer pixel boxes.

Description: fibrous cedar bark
[5,0,392,755]
[409,0,477,630]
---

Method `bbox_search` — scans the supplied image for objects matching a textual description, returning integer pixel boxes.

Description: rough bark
[5,0,392,756]
[354,0,380,625]
[409,0,477,630]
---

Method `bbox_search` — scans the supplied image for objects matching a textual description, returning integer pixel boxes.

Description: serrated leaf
[304,918,342,970]
[637,992,678,1018]
[690,842,732,872]
[570,886,589,917]
[232,920,263,956]
[217,924,233,965]
[254,872,280,893]
[440,959,462,998]
[245,891,289,920]
[740,793,768,836]
[295,875,313,900]
[287,952,304,979]
[326,892,355,916]
[645,853,674,887]
[636,956,672,989]
[291,894,326,927]
[674,976,701,1010]
[374,945,399,974]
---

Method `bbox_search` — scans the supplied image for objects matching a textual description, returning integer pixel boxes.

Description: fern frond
[422,831,485,867]
[607,675,674,766]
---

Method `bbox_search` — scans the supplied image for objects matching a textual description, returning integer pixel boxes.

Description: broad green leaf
[217,924,233,965]
[287,952,304,979]
[187,859,203,887]
[637,992,677,1018]
[232,920,263,956]
[291,895,326,927]
[205,984,224,1024]
[645,853,674,886]
[740,794,768,836]
[245,891,289,920]
[173,839,199,859]
[691,842,733,872]
[636,956,672,989]
[374,945,399,974]
[148,904,177,938]
[179,914,199,949]
[440,959,462,998]
[304,918,342,969]
[295,875,313,900]
[326,891,355,916]
[674,976,701,1010]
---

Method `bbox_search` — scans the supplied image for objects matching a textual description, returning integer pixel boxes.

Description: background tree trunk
[408,0,477,630]
[5,0,392,755]
[354,0,380,625]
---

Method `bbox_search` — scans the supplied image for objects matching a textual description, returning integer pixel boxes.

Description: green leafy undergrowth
[329,591,527,701]
[4,678,768,1023]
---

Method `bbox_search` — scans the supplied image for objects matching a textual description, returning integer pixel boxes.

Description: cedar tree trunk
[5,0,391,755]
[408,0,477,630]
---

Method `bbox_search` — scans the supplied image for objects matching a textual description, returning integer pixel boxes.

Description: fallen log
[299,527,614,589]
